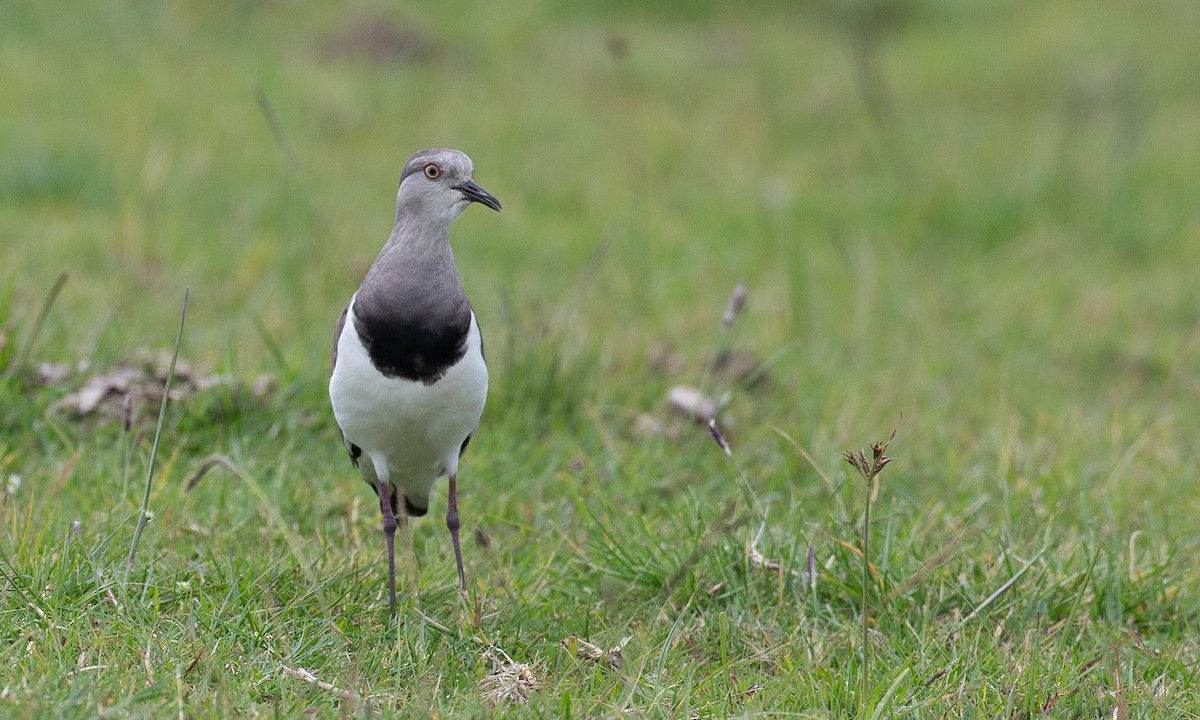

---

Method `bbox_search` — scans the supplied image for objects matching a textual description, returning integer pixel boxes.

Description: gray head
[396,148,501,224]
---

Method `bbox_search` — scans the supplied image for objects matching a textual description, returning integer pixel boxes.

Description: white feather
[329,294,488,510]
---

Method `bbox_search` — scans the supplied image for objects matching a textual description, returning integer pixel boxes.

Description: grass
[2,0,1200,716]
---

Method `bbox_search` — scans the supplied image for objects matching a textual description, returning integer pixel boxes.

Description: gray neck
[357,213,466,318]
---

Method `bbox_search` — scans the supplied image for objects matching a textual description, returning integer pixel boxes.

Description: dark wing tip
[404,496,429,517]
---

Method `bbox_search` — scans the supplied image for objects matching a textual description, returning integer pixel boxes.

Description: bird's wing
[332,298,361,472]
[467,300,485,361]
[332,298,350,369]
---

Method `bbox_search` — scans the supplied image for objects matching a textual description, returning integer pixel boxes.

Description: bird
[329,148,500,618]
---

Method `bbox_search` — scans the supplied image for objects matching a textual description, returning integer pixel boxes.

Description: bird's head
[395,148,501,224]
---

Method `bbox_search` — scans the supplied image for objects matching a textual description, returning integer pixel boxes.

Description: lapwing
[329,148,500,617]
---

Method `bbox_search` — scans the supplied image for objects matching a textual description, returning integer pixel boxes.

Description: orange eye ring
[423,163,441,179]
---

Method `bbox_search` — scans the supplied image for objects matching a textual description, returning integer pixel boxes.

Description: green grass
[3,0,1200,716]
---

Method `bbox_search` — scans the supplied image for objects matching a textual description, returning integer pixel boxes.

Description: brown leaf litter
[32,352,274,421]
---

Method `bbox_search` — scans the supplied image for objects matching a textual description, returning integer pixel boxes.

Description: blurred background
[1,0,1198,508]
[4,5,1200,712]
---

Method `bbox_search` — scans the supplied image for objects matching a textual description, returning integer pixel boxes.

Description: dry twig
[563,636,631,670]
[280,665,360,703]
[480,648,540,705]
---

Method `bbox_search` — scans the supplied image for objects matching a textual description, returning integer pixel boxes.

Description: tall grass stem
[842,416,899,716]
[861,476,872,714]
[125,288,189,581]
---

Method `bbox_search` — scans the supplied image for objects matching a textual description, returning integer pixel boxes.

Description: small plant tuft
[842,413,901,716]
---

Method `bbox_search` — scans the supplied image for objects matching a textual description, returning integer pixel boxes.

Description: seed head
[708,418,732,456]
[722,280,748,330]
[842,414,902,483]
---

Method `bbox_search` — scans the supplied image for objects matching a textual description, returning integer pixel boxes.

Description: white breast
[329,295,488,509]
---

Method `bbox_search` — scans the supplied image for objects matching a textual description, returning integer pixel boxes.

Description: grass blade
[125,288,189,580]
[3,270,67,380]
[868,666,911,720]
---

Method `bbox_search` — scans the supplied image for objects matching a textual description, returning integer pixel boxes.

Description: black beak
[455,180,502,212]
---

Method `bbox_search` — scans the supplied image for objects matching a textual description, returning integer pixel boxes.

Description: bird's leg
[377,477,398,619]
[446,473,467,591]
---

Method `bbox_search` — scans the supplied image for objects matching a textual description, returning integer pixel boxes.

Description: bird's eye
[423,164,441,179]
